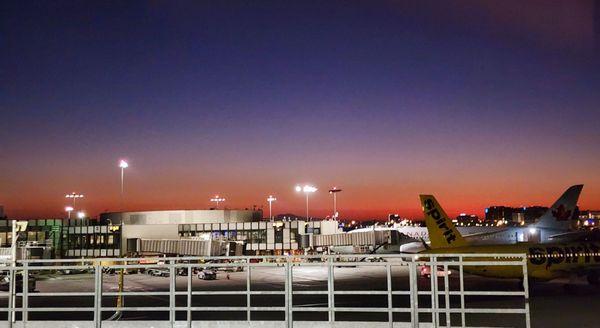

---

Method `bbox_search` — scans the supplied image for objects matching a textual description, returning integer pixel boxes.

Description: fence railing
[0,253,530,328]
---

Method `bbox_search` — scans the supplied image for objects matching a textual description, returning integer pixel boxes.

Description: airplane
[419,194,600,285]
[395,185,585,253]
[331,185,586,255]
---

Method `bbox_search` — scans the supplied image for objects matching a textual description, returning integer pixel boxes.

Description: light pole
[267,195,277,220]
[119,160,128,207]
[295,185,317,220]
[65,192,84,209]
[328,187,342,219]
[210,195,226,209]
[65,206,74,219]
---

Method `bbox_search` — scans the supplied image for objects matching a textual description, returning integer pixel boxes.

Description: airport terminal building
[100,209,340,255]
[1,209,343,259]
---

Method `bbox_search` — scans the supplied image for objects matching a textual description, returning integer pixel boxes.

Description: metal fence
[0,253,530,328]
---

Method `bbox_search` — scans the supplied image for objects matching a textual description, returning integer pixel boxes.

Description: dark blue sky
[1,1,599,218]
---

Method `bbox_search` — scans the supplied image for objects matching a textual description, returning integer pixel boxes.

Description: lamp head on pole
[296,185,317,193]
[329,187,342,194]
[119,160,129,169]
[65,192,84,199]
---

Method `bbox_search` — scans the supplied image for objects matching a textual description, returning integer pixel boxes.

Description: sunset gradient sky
[2,1,600,219]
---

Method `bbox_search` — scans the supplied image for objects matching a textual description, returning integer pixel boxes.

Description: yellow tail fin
[420,195,467,249]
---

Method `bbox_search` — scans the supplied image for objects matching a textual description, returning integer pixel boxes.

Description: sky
[1,1,600,219]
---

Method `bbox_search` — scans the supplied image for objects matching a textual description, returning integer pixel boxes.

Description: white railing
[0,253,530,328]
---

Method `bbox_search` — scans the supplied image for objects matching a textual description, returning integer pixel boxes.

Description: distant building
[579,210,600,228]
[485,206,548,225]
[484,206,513,224]
[454,213,479,226]
[579,210,600,219]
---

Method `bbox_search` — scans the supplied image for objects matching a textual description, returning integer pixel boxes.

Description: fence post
[246,264,251,322]
[443,263,450,328]
[187,265,192,328]
[7,266,15,328]
[409,260,419,328]
[386,263,393,328]
[169,260,176,325]
[22,261,29,324]
[522,255,531,328]
[327,257,335,323]
[285,259,293,328]
[430,256,438,327]
[459,256,465,328]
[94,264,103,328]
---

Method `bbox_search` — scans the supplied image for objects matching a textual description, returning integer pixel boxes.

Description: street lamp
[65,206,74,219]
[119,160,128,205]
[77,211,86,219]
[65,192,84,209]
[267,195,277,220]
[295,184,317,220]
[210,195,226,209]
[328,187,342,219]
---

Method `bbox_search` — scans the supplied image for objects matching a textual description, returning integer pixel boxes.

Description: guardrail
[0,253,530,328]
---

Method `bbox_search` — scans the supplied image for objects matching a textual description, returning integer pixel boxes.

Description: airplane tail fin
[535,185,583,230]
[420,195,467,249]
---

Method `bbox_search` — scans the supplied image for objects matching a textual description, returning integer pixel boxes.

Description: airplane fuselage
[422,241,600,280]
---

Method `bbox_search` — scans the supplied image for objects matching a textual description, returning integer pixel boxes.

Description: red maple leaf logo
[552,204,572,221]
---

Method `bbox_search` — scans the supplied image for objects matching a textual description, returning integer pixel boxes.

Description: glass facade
[0,219,122,258]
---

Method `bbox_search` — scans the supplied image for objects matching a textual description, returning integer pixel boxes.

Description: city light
[76,211,86,219]
[210,195,226,209]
